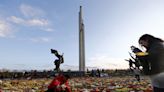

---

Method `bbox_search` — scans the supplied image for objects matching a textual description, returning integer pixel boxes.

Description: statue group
[51,49,64,72]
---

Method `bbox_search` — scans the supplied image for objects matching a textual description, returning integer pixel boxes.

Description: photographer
[138,34,164,92]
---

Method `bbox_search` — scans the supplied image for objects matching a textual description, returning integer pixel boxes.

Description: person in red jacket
[46,74,71,92]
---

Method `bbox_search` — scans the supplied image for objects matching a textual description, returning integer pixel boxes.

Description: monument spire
[79,6,85,71]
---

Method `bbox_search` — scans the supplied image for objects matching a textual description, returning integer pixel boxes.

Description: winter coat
[147,42,164,75]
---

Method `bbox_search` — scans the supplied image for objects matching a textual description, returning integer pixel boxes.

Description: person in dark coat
[138,34,164,92]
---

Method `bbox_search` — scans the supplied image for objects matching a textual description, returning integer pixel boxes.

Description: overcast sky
[0,0,164,71]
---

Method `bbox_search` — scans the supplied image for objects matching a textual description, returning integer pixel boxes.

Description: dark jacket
[147,42,164,75]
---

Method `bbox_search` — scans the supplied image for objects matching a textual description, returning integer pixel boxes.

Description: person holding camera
[138,34,164,92]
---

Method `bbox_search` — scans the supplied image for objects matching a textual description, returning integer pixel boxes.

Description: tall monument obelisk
[79,6,85,71]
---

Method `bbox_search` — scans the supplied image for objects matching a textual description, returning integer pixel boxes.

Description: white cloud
[27,19,48,26]
[8,16,49,27]
[44,28,54,32]
[30,37,51,43]
[87,54,129,69]
[62,65,79,71]
[0,20,13,37]
[8,16,53,32]
[60,55,129,71]
[6,4,54,33]
[62,65,102,71]
[0,4,53,38]
[19,4,54,31]
[7,16,25,24]
[20,4,44,17]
